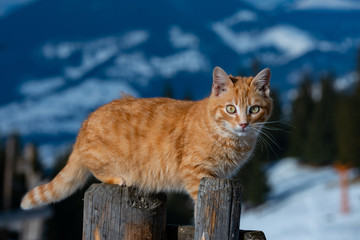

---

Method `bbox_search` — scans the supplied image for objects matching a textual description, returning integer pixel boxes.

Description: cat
[20,66,272,210]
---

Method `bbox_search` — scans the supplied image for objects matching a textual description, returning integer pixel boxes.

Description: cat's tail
[20,151,90,210]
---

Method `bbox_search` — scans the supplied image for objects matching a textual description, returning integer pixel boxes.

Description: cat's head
[208,66,272,138]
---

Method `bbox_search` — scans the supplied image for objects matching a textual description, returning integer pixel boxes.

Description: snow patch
[42,42,78,59]
[19,77,65,97]
[293,0,360,10]
[150,49,208,78]
[105,52,154,85]
[64,44,118,80]
[242,0,289,10]
[0,79,138,136]
[212,22,315,64]
[41,31,149,80]
[213,11,360,65]
[221,10,257,25]
[169,25,199,49]
[334,72,359,91]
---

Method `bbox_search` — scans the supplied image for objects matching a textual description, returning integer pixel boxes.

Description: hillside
[241,158,360,240]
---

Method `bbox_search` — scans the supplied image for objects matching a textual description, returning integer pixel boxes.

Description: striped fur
[21,151,90,209]
[21,66,272,209]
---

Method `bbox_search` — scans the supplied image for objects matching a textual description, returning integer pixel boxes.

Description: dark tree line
[288,49,360,169]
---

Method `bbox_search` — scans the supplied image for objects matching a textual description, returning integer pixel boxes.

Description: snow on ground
[241,158,360,240]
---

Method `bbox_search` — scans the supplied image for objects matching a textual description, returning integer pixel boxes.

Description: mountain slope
[241,158,360,240]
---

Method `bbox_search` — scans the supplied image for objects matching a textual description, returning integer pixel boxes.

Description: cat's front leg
[183,173,216,217]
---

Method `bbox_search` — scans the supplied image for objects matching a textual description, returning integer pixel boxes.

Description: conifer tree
[304,74,337,165]
[334,94,360,168]
[237,158,270,208]
[163,81,174,98]
[288,75,315,162]
[335,48,360,169]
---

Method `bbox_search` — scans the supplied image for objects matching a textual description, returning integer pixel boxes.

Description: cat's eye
[249,105,260,114]
[226,105,236,114]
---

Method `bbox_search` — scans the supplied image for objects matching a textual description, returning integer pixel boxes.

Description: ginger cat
[21,66,272,210]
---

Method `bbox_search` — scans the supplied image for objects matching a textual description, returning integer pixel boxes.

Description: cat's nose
[239,123,248,129]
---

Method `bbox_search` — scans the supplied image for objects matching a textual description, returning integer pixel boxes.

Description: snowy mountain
[1,0,360,166]
[241,158,360,240]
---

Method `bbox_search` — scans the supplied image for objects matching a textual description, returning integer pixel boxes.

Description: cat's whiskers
[251,126,280,158]
[252,121,292,133]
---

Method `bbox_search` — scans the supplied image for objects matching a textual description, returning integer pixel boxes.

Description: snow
[334,72,359,91]
[212,21,315,64]
[40,29,207,83]
[62,31,149,80]
[169,25,199,49]
[221,10,257,25]
[105,52,154,85]
[0,79,138,136]
[150,49,208,78]
[212,11,360,65]
[41,31,150,80]
[242,0,289,10]
[19,77,65,97]
[65,44,118,80]
[105,48,208,84]
[241,158,360,240]
[242,0,360,11]
[293,0,360,10]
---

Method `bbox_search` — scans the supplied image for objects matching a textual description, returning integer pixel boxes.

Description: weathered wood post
[194,178,242,240]
[3,135,18,210]
[83,183,167,240]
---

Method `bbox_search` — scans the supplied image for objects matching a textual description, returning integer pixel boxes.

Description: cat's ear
[251,68,271,97]
[212,66,233,97]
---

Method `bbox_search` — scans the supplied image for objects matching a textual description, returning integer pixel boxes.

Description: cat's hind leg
[102,177,126,185]
[92,173,126,186]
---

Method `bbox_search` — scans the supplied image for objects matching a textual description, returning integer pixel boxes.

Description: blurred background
[0,0,360,239]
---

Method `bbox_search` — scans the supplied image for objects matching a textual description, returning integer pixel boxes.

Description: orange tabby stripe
[27,190,37,206]
[38,184,48,203]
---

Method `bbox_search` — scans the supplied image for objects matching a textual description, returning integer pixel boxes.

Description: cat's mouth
[233,127,250,137]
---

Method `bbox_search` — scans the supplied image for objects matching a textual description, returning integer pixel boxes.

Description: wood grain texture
[194,178,242,240]
[167,226,266,240]
[239,230,266,240]
[83,183,167,240]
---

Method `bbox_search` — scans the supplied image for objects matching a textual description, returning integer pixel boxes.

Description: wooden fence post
[3,135,17,210]
[83,183,167,240]
[194,178,242,240]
